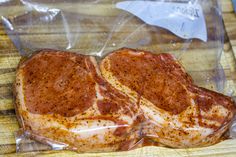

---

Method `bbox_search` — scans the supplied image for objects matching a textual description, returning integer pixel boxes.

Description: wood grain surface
[224,13,236,58]
[0,0,236,156]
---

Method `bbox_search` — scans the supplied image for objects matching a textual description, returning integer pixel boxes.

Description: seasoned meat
[14,48,235,150]
[100,48,236,148]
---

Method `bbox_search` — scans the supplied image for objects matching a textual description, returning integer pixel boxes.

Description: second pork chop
[100,48,236,148]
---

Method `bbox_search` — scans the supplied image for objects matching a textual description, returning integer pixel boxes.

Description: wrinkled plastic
[0,0,235,153]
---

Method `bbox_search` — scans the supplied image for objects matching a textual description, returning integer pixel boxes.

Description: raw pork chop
[14,50,143,152]
[100,48,236,148]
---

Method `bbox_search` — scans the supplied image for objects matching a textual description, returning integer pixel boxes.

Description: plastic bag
[0,0,235,153]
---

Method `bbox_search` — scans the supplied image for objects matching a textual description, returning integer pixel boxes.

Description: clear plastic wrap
[0,0,235,154]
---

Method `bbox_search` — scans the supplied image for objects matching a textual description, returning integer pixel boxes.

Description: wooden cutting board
[1,0,236,156]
